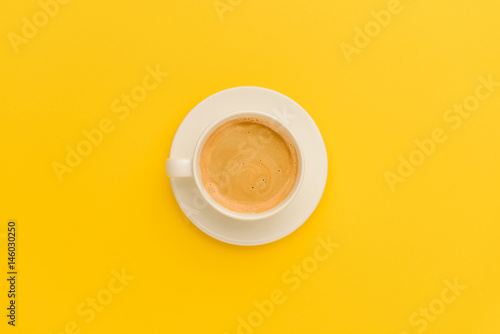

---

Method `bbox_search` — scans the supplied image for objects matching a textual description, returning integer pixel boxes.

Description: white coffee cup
[166,110,305,221]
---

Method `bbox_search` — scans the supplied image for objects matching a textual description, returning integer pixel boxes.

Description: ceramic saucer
[167,87,327,246]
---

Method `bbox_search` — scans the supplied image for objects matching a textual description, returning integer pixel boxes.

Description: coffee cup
[166,111,304,221]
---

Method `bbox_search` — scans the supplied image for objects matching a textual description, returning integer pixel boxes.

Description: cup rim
[192,110,305,221]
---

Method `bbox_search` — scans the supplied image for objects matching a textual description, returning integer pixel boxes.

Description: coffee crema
[199,116,298,213]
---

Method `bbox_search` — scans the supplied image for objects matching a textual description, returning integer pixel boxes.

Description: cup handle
[166,159,193,177]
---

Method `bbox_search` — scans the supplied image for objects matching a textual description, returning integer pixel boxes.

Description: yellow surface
[1,0,499,333]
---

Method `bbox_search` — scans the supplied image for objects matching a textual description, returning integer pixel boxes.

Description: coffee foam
[199,116,298,213]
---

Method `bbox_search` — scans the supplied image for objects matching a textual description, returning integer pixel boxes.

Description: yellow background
[1,0,499,333]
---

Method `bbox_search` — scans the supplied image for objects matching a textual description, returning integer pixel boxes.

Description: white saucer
[168,87,328,246]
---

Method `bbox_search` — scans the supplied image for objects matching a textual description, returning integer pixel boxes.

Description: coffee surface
[199,117,298,213]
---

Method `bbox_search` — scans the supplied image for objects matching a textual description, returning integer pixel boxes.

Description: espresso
[199,117,298,213]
